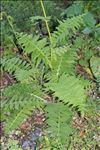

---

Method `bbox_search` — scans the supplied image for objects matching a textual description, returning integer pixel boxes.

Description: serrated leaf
[45,103,73,145]
[46,74,91,112]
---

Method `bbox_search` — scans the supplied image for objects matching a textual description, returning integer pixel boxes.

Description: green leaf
[5,107,33,133]
[83,12,96,27]
[1,55,31,73]
[52,46,76,78]
[15,68,34,82]
[17,33,52,68]
[45,103,73,145]
[46,74,91,112]
[61,3,84,17]
[52,14,85,45]
[2,82,44,110]
[30,16,51,22]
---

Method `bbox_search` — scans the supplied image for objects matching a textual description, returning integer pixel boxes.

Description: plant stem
[40,0,52,43]
[40,0,53,68]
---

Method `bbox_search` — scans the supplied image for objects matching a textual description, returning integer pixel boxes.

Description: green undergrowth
[0,0,100,149]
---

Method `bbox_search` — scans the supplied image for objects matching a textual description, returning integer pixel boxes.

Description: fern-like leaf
[2,82,44,111]
[1,82,45,133]
[52,46,76,78]
[61,2,84,17]
[1,55,31,73]
[14,68,34,82]
[52,14,85,45]
[1,55,37,82]
[45,103,73,146]
[17,33,52,68]
[46,74,91,112]
[5,106,34,133]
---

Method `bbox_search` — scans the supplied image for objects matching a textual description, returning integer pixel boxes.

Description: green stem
[40,0,52,43]
[40,0,53,67]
